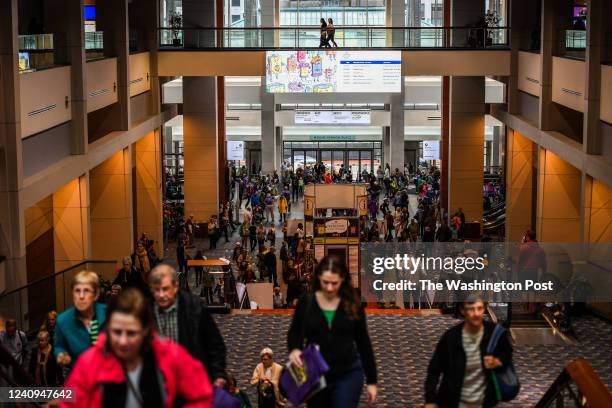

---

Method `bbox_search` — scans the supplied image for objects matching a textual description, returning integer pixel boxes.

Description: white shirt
[460,326,486,407]
[125,362,143,408]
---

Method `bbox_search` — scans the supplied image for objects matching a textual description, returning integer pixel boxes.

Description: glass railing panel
[566,29,586,49]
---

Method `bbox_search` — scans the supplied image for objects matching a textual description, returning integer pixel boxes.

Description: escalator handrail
[535,357,612,408]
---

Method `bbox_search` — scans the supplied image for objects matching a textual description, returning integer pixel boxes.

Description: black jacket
[113,267,146,290]
[287,293,377,384]
[424,320,513,408]
[175,290,227,381]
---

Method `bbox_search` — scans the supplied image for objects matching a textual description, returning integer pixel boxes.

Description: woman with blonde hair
[251,347,283,408]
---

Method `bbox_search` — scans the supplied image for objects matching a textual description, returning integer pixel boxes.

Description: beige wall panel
[135,131,163,253]
[601,64,612,124]
[158,50,510,77]
[20,66,72,138]
[52,179,87,272]
[90,150,132,263]
[505,130,535,241]
[129,52,151,97]
[403,51,510,76]
[25,196,53,245]
[158,51,266,76]
[517,51,541,97]
[551,57,585,112]
[588,179,612,243]
[86,58,118,113]
[537,150,581,243]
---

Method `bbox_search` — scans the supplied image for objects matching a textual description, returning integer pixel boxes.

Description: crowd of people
[0,260,515,408]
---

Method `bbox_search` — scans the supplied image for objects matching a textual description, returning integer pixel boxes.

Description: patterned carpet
[214,313,612,407]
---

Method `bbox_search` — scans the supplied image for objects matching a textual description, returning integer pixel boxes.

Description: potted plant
[169,10,183,46]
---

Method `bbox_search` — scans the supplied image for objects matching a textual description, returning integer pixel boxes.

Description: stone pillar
[505,129,535,241]
[451,0,484,47]
[0,0,27,291]
[583,0,602,154]
[388,0,406,47]
[183,0,216,48]
[97,0,130,131]
[261,82,276,174]
[536,149,581,242]
[448,76,485,224]
[261,0,279,47]
[492,125,502,169]
[183,77,219,221]
[389,80,405,172]
[53,176,90,272]
[134,130,164,255]
[90,148,134,263]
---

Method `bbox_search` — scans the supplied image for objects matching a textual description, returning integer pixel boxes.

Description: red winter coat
[61,332,213,408]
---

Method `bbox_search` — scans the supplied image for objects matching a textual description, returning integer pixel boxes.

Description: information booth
[304,184,369,287]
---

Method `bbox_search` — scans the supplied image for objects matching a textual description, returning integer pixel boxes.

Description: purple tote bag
[279,344,330,406]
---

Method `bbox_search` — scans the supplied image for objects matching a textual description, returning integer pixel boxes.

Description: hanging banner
[304,195,314,217]
[357,195,368,216]
[423,140,440,160]
[226,141,244,161]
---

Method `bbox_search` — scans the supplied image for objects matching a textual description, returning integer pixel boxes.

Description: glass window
[232,0,240,6]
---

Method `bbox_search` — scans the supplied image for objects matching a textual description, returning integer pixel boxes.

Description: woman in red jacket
[62,288,213,408]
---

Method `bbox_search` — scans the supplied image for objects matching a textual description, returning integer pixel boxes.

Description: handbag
[279,295,330,406]
[486,324,520,401]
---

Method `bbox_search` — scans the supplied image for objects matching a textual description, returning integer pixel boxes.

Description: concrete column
[451,0,484,47]
[261,82,276,174]
[0,0,27,291]
[90,149,134,263]
[448,76,485,224]
[492,125,502,169]
[183,0,216,48]
[505,129,535,241]
[389,80,405,172]
[183,77,219,220]
[44,0,88,153]
[53,176,90,272]
[583,0,603,154]
[134,130,164,255]
[275,127,283,171]
[383,128,391,168]
[507,0,521,114]
[536,149,581,242]
[261,0,279,47]
[98,0,130,130]
[388,0,406,47]
[538,0,565,131]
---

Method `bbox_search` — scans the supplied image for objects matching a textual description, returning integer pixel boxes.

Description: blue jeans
[307,360,365,408]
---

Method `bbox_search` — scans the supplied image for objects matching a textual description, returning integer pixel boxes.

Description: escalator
[488,303,575,346]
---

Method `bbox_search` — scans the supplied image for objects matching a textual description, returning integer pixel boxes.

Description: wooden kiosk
[304,184,368,287]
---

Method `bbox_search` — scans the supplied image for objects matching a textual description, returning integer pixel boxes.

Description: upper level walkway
[158,26,510,50]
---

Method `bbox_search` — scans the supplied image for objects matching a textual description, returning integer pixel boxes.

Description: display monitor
[84,5,96,21]
[266,50,401,93]
[18,52,30,71]
[295,110,371,125]
[572,5,587,29]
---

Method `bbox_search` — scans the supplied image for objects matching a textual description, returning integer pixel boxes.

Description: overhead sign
[309,135,356,141]
[295,110,371,125]
[423,140,440,160]
[227,141,244,161]
[266,50,402,93]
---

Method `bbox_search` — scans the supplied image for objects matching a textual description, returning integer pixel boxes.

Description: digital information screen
[295,110,371,125]
[266,50,401,93]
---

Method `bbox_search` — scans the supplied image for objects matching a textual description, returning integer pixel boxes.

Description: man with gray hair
[149,263,227,386]
[113,255,146,292]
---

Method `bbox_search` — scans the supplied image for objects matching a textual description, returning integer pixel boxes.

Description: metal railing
[85,31,104,50]
[535,358,612,407]
[0,260,117,332]
[159,26,510,49]
[565,29,586,49]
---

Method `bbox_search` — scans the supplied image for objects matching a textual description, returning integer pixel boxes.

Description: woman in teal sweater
[54,271,106,367]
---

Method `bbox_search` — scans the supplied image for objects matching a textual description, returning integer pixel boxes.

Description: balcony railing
[159,26,510,49]
[565,29,586,49]
[0,260,117,331]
